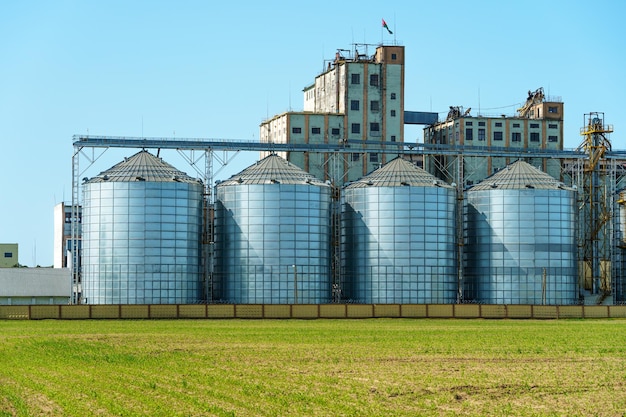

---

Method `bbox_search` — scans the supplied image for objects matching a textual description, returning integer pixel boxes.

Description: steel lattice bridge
[73,134,605,159]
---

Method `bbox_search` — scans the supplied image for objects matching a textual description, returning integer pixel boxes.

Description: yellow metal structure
[577,112,614,294]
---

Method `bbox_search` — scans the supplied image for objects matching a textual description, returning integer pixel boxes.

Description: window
[549,106,558,113]
[390,93,396,100]
[311,127,321,134]
[370,74,379,86]
[390,110,396,117]
[369,153,379,163]
[549,123,558,129]
[350,100,359,111]
[478,128,485,141]
[370,122,380,132]
[390,135,396,142]
[513,123,520,128]
[493,131,503,141]
[495,122,502,127]
[465,128,473,141]
[351,73,360,84]
[478,121,486,126]
[548,135,558,142]
[466,121,473,126]
[352,153,360,161]
[331,128,340,135]
[391,53,397,60]
[370,101,380,112]
[4,252,12,258]
[351,123,360,134]
[530,123,539,128]
[530,132,540,142]
[511,132,521,142]
[292,127,302,134]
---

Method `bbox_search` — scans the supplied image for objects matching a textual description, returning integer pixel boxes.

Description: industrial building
[53,203,81,269]
[58,42,623,307]
[260,44,436,184]
[0,243,18,268]
[424,88,564,186]
[0,268,69,305]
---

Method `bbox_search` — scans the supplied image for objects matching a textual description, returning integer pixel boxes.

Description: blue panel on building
[404,111,438,125]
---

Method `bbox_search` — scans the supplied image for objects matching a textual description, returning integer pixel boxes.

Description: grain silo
[464,160,578,304]
[82,151,203,304]
[213,154,332,304]
[616,190,626,303]
[341,157,458,304]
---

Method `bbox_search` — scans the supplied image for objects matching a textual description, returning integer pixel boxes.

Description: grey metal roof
[218,154,328,186]
[469,160,573,191]
[86,150,199,184]
[345,157,454,189]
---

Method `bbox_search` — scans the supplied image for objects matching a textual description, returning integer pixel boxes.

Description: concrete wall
[2,303,624,320]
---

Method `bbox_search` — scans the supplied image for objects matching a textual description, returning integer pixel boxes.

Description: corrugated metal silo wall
[464,188,578,305]
[341,186,457,304]
[82,181,203,304]
[214,183,332,304]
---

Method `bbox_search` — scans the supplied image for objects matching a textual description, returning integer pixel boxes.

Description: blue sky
[1,0,624,266]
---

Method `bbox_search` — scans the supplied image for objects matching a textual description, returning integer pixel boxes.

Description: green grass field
[1,319,626,416]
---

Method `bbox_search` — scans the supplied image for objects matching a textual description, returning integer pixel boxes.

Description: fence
[1,304,626,320]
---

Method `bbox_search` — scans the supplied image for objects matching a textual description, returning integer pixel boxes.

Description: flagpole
[393,13,396,45]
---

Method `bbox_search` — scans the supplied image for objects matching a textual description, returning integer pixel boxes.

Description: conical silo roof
[218,154,327,186]
[345,157,454,189]
[469,160,572,191]
[86,150,199,184]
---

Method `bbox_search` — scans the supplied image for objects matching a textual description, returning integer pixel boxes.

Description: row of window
[350,100,396,115]
[465,129,557,142]
[349,74,397,98]
[292,127,341,135]
[292,119,396,136]
[465,121,559,129]
[347,153,380,162]
[351,73,381,86]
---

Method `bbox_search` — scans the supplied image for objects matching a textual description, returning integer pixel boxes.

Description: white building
[53,203,81,269]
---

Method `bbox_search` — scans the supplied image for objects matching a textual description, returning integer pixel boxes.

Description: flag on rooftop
[382,18,393,35]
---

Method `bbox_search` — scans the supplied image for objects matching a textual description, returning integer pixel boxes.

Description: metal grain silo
[341,157,458,304]
[464,160,577,305]
[213,154,332,304]
[82,151,203,304]
[616,190,626,303]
